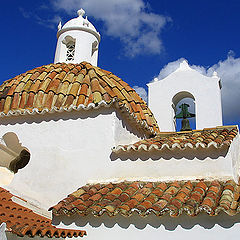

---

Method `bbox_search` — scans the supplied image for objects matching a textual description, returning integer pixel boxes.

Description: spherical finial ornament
[77,8,85,17]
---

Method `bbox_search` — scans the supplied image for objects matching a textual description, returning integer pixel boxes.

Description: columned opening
[62,36,76,62]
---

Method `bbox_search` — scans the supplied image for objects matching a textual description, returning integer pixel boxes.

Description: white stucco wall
[0,108,237,212]
[6,232,65,240]
[0,167,14,185]
[0,108,143,210]
[55,213,240,240]
[111,144,236,183]
[148,61,223,131]
[230,134,240,182]
[113,111,144,146]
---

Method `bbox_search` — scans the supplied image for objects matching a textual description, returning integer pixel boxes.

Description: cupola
[54,9,100,66]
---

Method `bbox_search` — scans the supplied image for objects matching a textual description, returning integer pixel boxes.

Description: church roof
[113,126,238,153]
[0,62,159,135]
[50,179,240,217]
[0,187,86,238]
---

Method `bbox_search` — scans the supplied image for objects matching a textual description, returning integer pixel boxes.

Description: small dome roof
[61,9,97,32]
[0,62,159,135]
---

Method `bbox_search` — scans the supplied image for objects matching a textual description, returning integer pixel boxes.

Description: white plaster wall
[111,145,234,182]
[56,213,240,240]
[229,134,240,182]
[0,167,14,185]
[0,108,235,211]
[113,111,144,146]
[0,108,142,210]
[54,30,99,65]
[0,109,115,209]
[6,232,65,240]
[148,63,223,131]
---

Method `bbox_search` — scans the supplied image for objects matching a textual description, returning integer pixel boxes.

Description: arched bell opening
[172,91,196,132]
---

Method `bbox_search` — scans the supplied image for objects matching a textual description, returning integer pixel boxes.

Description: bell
[180,118,192,131]
[175,103,195,131]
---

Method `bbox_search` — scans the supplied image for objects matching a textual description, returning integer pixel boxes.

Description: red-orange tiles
[114,126,238,152]
[0,188,86,238]
[50,179,240,218]
[0,62,159,135]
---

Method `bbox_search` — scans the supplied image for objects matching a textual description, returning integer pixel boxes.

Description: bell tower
[148,60,223,131]
[54,9,101,66]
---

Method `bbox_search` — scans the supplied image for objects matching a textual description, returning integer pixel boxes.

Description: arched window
[92,41,98,56]
[66,41,75,61]
[62,36,76,62]
[172,91,196,132]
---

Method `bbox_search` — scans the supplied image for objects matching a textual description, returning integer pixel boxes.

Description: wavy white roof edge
[87,176,235,185]
[112,140,228,153]
[0,99,156,134]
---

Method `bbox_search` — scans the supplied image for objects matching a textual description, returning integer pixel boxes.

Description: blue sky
[0,0,239,128]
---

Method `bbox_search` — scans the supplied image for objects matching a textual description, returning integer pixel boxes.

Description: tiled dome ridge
[0,62,159,135]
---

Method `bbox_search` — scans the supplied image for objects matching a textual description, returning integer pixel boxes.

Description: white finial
[180,60,188,68]
[212,71,219,78]
[83,16,89,27]
[153,77,158,82]
[54,7,100,66]
[177,59,192,71]
[77,8,85,17]
[58,21,62,31]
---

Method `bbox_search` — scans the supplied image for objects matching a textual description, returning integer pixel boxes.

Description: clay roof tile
[0,62,159,135]
[50,180,240,217]
[0,187,86,238]
[113,126,239,153]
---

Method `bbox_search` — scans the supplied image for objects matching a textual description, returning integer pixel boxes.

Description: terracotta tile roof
[113,126,239,153]
[0,187,86,238]
[50,179,240,217]
[0,62,159,135]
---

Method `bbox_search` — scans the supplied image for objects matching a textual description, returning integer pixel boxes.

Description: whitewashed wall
[0,108,142,209]
[111,140,239,183]
[148,61,223,131]
[0,108,238,211]
[54,213,240,240]
[6,232,65,240]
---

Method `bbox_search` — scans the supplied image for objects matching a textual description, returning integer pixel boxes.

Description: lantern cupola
[54,9,100,66]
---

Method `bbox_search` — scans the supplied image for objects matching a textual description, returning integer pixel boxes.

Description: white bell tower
[54,9,101,66]
[148,60,223,131]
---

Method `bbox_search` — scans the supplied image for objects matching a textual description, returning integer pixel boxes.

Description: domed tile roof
[0,62,159,135]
